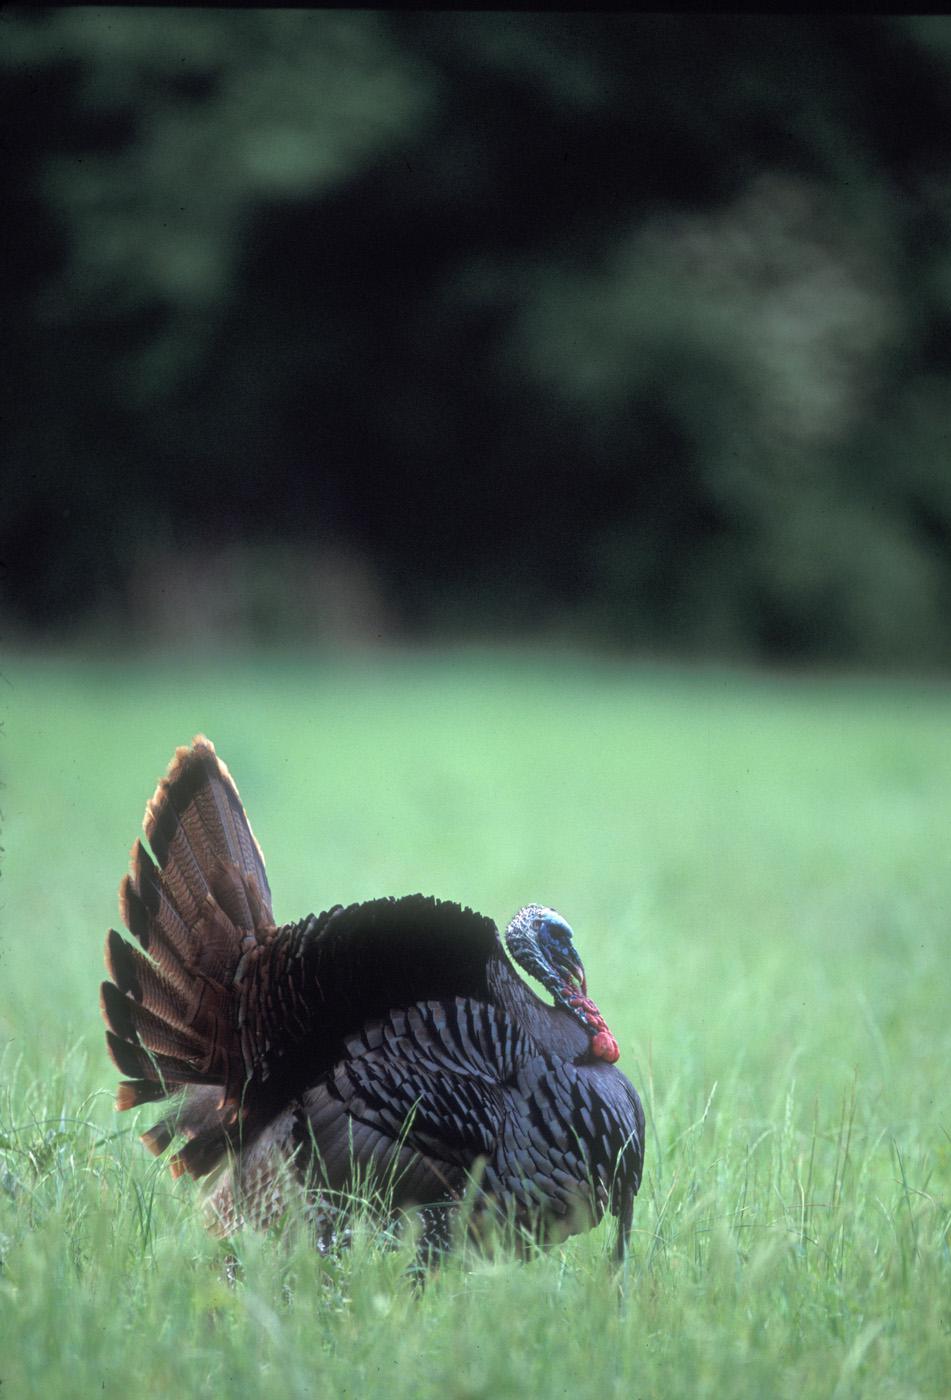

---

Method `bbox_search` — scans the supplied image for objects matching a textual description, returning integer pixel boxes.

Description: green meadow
[1,652,948,1398]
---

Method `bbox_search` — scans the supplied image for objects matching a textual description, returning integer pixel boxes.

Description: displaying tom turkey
[100,737,645,1260]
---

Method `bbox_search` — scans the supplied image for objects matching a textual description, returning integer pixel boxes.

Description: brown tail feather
[100,980,206,1061]
[144,735,272,927]
[139,1085,238,1173]
[105,928,194,1032]
[116,1080,171,1111]
[105,1029,214,1086]
[103,736,278,1179]
[119,845,198,986]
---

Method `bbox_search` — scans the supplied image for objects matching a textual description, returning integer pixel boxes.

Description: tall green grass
[1,651,949,1397]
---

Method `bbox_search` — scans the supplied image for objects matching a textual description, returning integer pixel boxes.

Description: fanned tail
[101,735,277,1179]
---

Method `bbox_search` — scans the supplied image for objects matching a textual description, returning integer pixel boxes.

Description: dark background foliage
[5,11,951,665]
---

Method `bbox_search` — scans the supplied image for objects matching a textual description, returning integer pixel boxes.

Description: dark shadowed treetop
[4,12,951,668]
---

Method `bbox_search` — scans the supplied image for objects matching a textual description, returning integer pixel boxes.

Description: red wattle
[562,984,621,1063]
[591,1030,620,1063]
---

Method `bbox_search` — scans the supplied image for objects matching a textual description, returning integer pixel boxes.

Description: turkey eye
[532,918,543,933]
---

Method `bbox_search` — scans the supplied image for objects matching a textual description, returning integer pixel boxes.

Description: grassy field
[1,650,948,1398]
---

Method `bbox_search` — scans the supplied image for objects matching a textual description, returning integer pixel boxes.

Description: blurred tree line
[4,11,951,665]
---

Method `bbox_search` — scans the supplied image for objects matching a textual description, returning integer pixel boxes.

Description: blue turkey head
[505,904,620,1062]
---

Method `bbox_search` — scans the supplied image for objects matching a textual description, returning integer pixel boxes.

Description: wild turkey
[100,736,645,1260]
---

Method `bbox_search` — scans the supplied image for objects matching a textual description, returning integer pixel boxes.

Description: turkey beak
[552,950,587,996]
